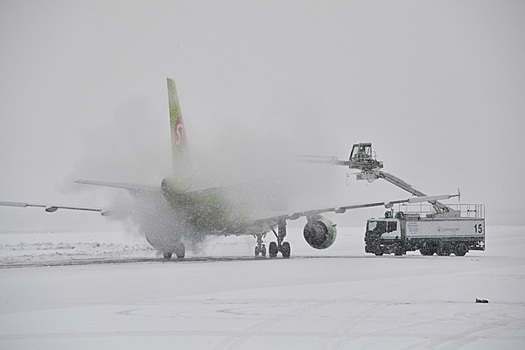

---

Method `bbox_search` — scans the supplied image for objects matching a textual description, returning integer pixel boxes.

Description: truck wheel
[455,243,468,256]
[420,247,432,256]
[420,243,436,256]
[437,243,451,256]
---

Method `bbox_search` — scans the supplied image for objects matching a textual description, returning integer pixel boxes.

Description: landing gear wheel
[163,252,173,260]
[254,234,267,258]
[174,242,185,259]
[281,242,291,258]
[269,242,278,258]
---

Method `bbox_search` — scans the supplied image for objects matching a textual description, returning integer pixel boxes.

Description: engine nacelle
[303,216,337,249]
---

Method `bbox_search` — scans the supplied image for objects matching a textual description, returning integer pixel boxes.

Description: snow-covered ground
[0,231,155,267]
[0,227,524,349]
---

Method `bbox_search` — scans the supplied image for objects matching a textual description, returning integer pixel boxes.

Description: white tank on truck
[364,203,485,256]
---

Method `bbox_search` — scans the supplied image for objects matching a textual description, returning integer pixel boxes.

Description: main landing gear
[162,242,186,260]
[255,220,291,259]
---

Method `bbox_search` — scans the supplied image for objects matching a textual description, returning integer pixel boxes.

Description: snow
[0,231,154,266]
[0,227,524,349]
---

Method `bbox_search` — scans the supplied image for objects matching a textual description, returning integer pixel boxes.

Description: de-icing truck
[300,142,486,257]
[364,203,485,256]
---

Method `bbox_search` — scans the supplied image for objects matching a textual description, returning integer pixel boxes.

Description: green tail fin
[167,78,187,175]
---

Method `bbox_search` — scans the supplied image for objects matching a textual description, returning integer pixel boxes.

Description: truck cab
[364,212,405,256]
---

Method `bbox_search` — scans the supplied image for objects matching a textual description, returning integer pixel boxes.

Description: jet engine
[303,216,337,249]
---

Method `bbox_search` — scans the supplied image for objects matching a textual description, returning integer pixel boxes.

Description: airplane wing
[0,180,158,217]
[254,193,459,223]
[0,201,108,215]
[74,180,159,193]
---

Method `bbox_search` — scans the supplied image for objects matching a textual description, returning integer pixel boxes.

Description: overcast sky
[1,0,524,232]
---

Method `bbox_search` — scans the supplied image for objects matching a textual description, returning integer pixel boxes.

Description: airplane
[0,78,460,259]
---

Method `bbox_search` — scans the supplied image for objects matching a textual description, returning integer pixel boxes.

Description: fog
[1,0,524,233]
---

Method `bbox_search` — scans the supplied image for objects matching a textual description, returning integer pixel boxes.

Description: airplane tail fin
[167,78,188,176]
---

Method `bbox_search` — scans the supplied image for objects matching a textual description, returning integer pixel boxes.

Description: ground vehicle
[301,143,486,256]
[364,203,485,256]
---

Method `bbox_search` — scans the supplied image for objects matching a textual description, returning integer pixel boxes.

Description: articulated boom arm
[348,143,457,216]
[344,143,458,216]
[363,170,457,216]
[301,142,459,216]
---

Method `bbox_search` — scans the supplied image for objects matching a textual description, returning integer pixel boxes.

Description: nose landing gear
[254,234,266,257]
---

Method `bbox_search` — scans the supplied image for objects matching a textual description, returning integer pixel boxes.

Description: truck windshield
[388,221,397,232]
[367,220,386,234]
